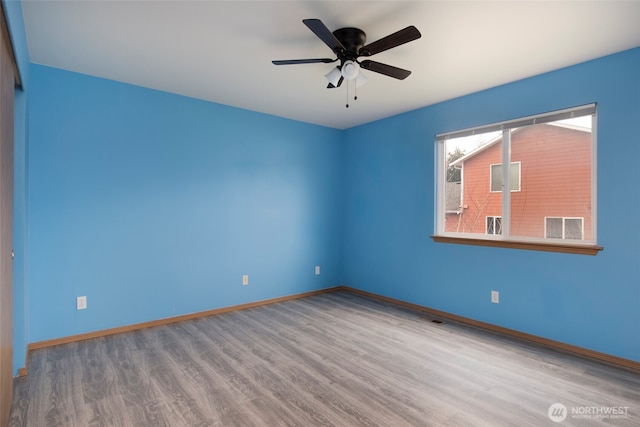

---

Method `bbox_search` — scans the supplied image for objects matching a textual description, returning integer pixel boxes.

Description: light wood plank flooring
[8,291,640,426]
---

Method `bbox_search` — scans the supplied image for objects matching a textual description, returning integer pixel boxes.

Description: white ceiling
[21,1,640,130]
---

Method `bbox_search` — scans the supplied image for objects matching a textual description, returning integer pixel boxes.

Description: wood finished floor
[8,291,640,426]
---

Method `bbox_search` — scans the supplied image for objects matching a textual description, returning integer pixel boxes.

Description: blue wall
[27,65,343,343]
[343,48,640,362]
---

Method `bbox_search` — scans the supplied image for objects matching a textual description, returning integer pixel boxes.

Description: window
[545,217,583,240]
[486,216,502,235]
[434,104,601,255]
[490,162,520,192]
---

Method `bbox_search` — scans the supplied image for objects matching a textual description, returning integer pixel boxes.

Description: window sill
[430,235,603,256]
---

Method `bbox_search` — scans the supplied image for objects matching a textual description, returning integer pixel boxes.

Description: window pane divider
[501,130,511,239]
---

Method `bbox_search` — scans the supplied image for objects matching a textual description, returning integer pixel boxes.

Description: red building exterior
[445,123,592,240]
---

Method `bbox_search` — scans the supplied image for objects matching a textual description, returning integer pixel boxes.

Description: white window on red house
[490,163,520,192]
[435,104,597,249]
[545,217,583,240]
[486,216,502,235]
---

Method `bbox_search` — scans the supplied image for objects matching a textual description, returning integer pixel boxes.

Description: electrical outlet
[242,275,249,286]
[491,290,499,304]
[315,266,320,275]
[77,296,87,310]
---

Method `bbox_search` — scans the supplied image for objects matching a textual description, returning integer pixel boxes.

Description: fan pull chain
[346,80,349,108]
[345,81,359,109]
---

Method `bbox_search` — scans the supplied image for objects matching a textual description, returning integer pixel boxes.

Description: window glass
[565,218,583,240]
[487,216,502,235]
[509,119,592,241]
[545,218,563,239]
[443,130,501,235]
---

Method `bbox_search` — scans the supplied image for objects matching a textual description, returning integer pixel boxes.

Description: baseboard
[19,284,639,377]
[21,286,342,376]
[340,286,640,373]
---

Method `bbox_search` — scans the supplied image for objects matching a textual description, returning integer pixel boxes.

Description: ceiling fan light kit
[325,67,342,87]
[325,64,368,86]
[341,60,359,80]
[273,18,421,107]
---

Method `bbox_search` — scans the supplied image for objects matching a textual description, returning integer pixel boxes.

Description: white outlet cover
[77,296,87,310]
[315,266,320,275]
[491,291,499,304]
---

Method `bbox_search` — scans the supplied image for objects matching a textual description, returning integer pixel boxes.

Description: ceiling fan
[272,19,421,92]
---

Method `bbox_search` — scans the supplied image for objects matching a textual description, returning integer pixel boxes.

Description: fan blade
[360,60,412,80]
[327,76,344,89]
[359,26,421,57]
[272,58,336,65]
[303,19,346,55]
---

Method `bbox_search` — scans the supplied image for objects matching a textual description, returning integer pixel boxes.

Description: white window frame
[545,217,584,240]
[434,104,599,253]
[486,216,502,235]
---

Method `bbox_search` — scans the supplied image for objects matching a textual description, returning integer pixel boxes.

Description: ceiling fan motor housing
[332,27,367,60]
